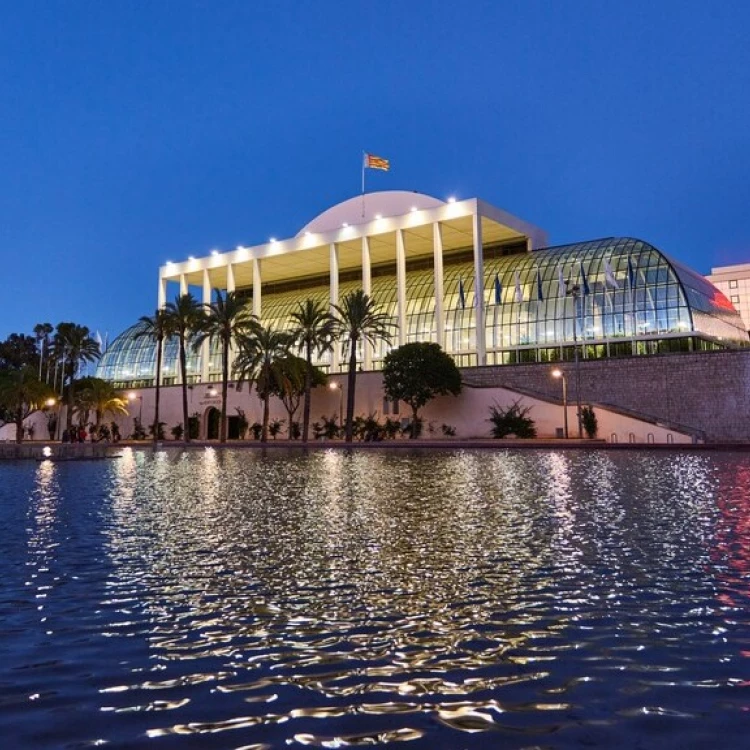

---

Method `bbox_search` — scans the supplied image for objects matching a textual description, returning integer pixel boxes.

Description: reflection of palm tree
[333,290,394,442]
[290,299,334,443]
[135,309,173,445]
[234,324,292,443]
[75,377,129,431]
[0,366,53,443]
[193,291,255,443]
[54,323,101,432]
[164,294,203,443]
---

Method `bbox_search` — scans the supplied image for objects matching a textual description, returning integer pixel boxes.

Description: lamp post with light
[565,281,584,439]
[329,381,344,432]
[551,369,568,439]
[127,392,143,430]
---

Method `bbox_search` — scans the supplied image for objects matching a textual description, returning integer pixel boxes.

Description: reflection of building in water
[713,462,750,609]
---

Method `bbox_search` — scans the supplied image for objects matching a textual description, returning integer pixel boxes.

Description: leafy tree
[0,367,54,443]
[289,299,335,443]
[135,309,173,445]
[193,290,256,443]
[53,323,101,433]
[163,294,204,443]
[269,353,326,439]
[581,405,598,439]
[488,400,537,438]
[0,333,39,370]
[332,289,394,442]
[382,342,461,439]
[75,377,129,430]
[234,324,292,442]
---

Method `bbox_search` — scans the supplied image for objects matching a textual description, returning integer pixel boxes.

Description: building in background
[707,263,750,333]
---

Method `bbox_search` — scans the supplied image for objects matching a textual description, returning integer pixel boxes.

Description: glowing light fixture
[448,196,456,203]
[410,206,417,212]
[211,249,219,256]
[342,222,349,228]
[375,214,382,220]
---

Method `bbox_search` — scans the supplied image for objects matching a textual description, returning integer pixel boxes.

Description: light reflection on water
[0,448,748,748]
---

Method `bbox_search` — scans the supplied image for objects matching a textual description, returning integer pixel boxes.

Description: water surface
[1,448,748,748]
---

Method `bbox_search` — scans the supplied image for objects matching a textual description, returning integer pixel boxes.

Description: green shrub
[581,405,598,439]
[488,401,537,439]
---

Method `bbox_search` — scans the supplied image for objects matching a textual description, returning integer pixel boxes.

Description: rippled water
[1,448,749,749]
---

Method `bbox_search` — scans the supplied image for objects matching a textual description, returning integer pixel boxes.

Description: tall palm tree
[33,322,53,382]
[54,323,101,432]
[135,309,173,445]
[332,289,395,442]
[290,298,335,443]
[163,294,204,443]
[193,290,256,442]
[234,324,292,443]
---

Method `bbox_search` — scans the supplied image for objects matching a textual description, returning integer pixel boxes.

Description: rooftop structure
[97,192,748,388]
[707,262,750,332]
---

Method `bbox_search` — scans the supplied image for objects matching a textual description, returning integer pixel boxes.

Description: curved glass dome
[97,237,748,386]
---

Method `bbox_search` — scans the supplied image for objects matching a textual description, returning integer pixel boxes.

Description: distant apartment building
[707,263,750,332]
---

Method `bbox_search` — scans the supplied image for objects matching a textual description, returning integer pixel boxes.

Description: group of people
[61,422,121,444]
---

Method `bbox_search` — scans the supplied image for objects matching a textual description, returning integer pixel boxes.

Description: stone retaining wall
[462,349,750,442]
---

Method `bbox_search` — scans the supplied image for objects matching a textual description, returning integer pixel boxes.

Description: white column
[329,243,340,373]
[362,235,373,370]
[252,258,261,319]
[396,228,407,347]
[201,269,211,383]
[179,274,188,296]
[432,222,445,349]
[158,276,167,309]
[472,212,487,366]
[226,263,236,379]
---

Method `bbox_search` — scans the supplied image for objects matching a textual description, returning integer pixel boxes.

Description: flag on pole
[558,267,567,297]
[514,271,524,303]
[579,262,591,296]
[536,269,544,301]
[363,153,390,171]
[494,272,502,305]
[95,330,104,351]
[604,259,619,289]
[627,256,636,289]
[458,278,466,309]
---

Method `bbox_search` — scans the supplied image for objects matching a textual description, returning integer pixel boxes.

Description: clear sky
[2,0,750,341]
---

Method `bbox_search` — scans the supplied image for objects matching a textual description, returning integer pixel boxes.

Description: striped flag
[627,256,636,289]
[363,153,390,171]
[604,258,619,289]
[458,278,466,309]
[514,271,524,303]
[579,262,591,296]
[494,273,502,305]
[536,269,544,301]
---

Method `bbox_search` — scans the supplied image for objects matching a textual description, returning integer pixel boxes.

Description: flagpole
[361,151,366,218]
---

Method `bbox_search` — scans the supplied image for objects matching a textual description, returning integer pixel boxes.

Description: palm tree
[54,323,101,433]
[193,290,256,442]
[75,377,129,433]
[33,323,53,382]
[332,289,395,442]
[234,324,292,442]
[289,299,335,443]
[0,366,54,443]
[135,309,173,445]
[163,294,204,442]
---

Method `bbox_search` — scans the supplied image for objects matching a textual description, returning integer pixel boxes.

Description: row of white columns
[158,214,492,381]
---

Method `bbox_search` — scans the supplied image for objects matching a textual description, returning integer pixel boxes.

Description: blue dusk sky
[2,0,750,341]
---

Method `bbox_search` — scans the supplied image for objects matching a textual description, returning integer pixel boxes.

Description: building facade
[97,191,748,389]
[707,262,750,333]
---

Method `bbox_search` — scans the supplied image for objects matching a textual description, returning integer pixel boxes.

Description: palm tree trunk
[220,335,229,443]
[410,405,419,439]
[154,337,163,446]
[65,359,75,432]
[345,340,357,442]
[302,342,312,443]
[15,406,24,444]
[261,394,270,443]
[180,337,189,443]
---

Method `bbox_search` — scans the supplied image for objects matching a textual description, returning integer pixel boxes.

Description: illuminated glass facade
[97,237,748,388]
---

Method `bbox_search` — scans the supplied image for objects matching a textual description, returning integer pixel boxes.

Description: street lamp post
[565,281,584,439]
[551,369,568,439]
[128,392,143,426]
[329,381,343,430]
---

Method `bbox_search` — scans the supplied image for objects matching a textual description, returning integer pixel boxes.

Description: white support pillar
[396,228,407,347]
[252,258,261,320]
[362,235,373,370]
[226,263,236,379]
[329,243,340,373]
[179,274,188,296]
[201,269,211,383]
[158,276,167,309]
[472,212,487,366]
[432,222,445,350]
